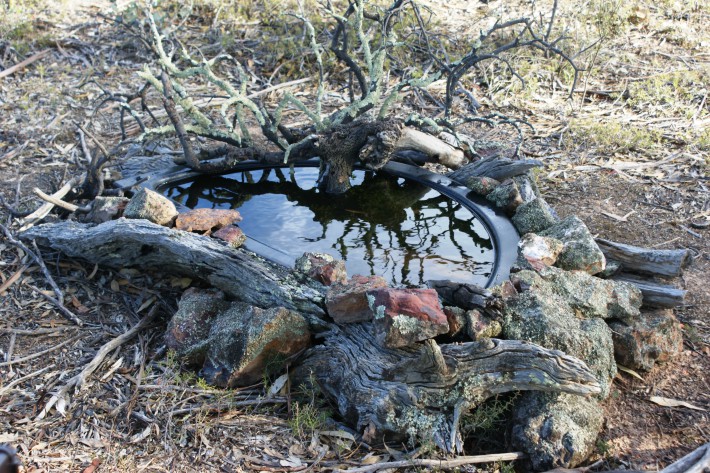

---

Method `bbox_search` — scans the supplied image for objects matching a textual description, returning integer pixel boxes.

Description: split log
[296,323,601,453]
[395,127,465,169]
[21,219,326,324]
[448,157,543,183]
[613,273,686,308]
[596,239,691,278]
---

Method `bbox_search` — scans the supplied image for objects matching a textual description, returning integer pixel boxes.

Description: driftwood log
[448,157,543,183]
[21,219,326,324]
[596,239,691,278]
[613,273,687,308]
[297,324,601,452]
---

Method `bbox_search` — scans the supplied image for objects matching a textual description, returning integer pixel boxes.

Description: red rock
[175,208,242,234]
[213,225,247,248]
[368,288,448,348]
[295,252,347,286]
[325,275,387,323]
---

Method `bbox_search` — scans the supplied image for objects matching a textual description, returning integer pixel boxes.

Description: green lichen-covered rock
[512,198,558,235]
[511,392,604,470]
[464,176,500,196]
[201,304,311,387]
[504,271,617,397]
[166,288,230,365]
[465,309,502,340]
[608,309,683,371]
[539,216,606,274]
[486,179,523,213]
[513,267,642,321]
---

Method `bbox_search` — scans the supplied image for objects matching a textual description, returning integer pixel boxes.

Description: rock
[124,188,178,226]
[512,198,558,235]
[512,174,539,204]
[608,309,683,371]
[175,208,242,234]
[504,270,617,396]
[513,267,642,321]
[539,216,606,274]
[511,392,604,470]
[212,225,247,248]
[443,306,467,337]
[464,176,500,196]
[596,259,622,279]
[166,288,230,365]
[368,288,448,348]
[517,234,564,271]
[295,252,347,286]
[466,309,502,340]
[199,304,311,387]
[326,275,388,323]
[86,196,129,223]
[486,179,523,213]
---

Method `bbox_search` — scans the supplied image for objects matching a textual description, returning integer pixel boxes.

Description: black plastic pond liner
[138,159,519,288]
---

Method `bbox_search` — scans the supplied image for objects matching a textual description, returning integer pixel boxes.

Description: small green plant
[288,401,331,439]
[596,438,612,457]
[460,393,519,437]
[567,119,662,153]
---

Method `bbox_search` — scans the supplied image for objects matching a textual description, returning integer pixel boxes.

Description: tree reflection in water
[164,168,494,286]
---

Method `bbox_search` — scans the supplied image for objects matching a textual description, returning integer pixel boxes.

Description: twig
[0,366,52,396]
[332,452,527,473]
[18,174,84,231]
[0,264,28,295]
[0,224,83,325]
[32,188,79,212]
[0,335,81,367]
[37,305,160,419]
[0,49,51,79]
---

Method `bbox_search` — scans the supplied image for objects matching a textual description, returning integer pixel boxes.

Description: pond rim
[137,158,519,288]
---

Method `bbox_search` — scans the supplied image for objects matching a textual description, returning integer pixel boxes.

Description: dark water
[163,167,495,286]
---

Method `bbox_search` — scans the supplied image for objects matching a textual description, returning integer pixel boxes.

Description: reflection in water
[164,168,495,286]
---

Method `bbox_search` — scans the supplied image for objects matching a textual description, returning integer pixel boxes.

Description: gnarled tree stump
[296,323,602,452]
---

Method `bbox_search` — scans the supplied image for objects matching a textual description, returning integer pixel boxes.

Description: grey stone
[512,198,558,235]
[517,233,564,271]
[539,216,606,274]
[86,196,129,224]
[608,309,683,371]
[464,176,500,196]
[511,392,604,470]
[124,188,178,226]
[504,270,617,396]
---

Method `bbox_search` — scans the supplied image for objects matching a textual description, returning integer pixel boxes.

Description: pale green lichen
[391,314,419,334]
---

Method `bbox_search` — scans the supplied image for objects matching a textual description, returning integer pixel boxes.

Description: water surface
[164,167,494,286]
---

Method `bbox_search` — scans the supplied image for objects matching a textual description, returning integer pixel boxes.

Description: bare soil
[0,0,708,471]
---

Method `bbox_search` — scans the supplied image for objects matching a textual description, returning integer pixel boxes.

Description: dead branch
[32,187,79,212]
[0,49,51,79]
[18,174,84,231]
[36,305,160,420]
[0,224,83,326]
[332,452,527,473]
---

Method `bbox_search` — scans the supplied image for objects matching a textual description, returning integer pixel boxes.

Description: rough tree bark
[21,219,326,324]
[295,323,601,452]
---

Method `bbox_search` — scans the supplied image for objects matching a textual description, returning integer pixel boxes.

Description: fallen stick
[0,335,81,367]
[33,187,79,212]
[19,174,84,231]
[37,305,160,419]
[332,452,526,473]
[0,264,28,295]
[0,49,51,79]
[0,224,83,325]
[0,366,52,396]
[596,238,691,278]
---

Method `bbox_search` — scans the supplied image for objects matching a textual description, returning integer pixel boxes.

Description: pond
[163,166,496,287]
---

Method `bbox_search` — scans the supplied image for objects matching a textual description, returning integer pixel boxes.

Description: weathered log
[21,219,326,324]
[296,323,601,452]
[427,280,493,310]
[596,239,691,278]
[613,273,686,308]
[395,127,465,169]
[448,157,543,183]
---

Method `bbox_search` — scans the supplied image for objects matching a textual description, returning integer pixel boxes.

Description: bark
[296,323,601,452]
[448,156,543,183]
[596,239,691,278]
[21,219,326,325]
[613,273,687,308]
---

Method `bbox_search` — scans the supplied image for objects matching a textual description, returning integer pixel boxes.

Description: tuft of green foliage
[567,119,663,153]
[460,393,518,438]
